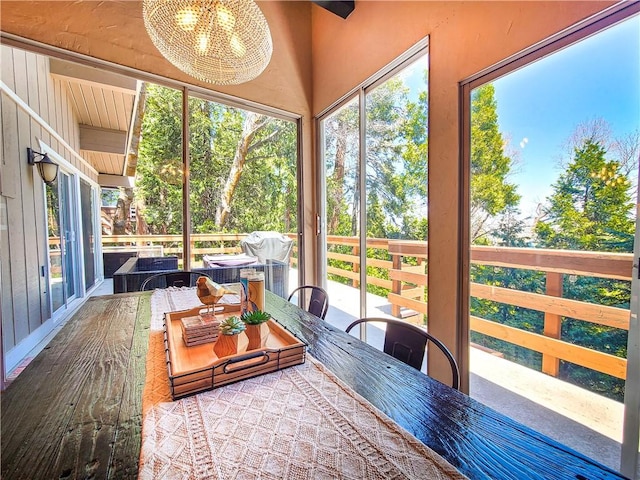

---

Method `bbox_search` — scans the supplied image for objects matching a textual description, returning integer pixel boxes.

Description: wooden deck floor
[1,293,150,480]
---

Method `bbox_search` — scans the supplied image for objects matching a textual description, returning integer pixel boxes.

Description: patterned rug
[139,288,467,480]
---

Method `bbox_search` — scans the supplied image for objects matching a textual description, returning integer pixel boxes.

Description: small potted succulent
[214,315,246,357]
[241,310,271,350]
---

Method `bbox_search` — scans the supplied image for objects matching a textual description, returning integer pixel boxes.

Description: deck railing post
[189,237,196,270]
[352,245,360,287]
[391,252,402,317]
[542,271,563,376]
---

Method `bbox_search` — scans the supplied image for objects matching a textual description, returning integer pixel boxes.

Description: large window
[462,6,639,475]
[187,94,298,273]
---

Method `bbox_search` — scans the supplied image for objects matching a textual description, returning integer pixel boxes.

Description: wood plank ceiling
[50,58,138,177]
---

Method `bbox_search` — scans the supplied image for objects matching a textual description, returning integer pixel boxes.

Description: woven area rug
[139,288,467,480]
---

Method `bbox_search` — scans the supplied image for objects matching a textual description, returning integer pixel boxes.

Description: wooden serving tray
[163,307,306,400]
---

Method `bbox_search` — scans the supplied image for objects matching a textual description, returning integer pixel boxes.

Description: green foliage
[470,84,520,241]
[135,84,297,237]
[469,110,634,401]
[324,70,429,242]
[220,316,246,335]
[241,310,271,325]
[534,140,634,251]
[101,188,120,207]
[532,139,632,399]
[136,85,184,234]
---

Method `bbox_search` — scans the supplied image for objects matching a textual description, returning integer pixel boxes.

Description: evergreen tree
[534,139,633,400]
[470,84,520,242]
[535,140,634,251]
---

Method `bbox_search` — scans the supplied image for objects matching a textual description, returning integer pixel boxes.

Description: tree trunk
[350,166,360,237]
[136,200,149,234]
[328,120,347,234]
[124,82,147,177]
[215,112,269,229]
[112,187,133,235]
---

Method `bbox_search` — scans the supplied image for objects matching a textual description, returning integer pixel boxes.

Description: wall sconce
[27,148,59,185]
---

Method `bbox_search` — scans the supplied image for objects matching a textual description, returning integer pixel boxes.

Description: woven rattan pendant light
[143,0,272,85]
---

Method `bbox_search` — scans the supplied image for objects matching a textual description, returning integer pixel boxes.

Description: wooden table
[269,293,626,480]
[1,291,626,479]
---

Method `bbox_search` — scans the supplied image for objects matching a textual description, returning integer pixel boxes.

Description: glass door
[463,10,639,473]
[319,45,428,336]
[47,171,77,314]
[186,93,299,297]
[320,96,362,327]
[80,178,96,291]
[622,162,640,477]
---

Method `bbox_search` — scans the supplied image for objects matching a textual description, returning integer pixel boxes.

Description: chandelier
[142,0,272,85]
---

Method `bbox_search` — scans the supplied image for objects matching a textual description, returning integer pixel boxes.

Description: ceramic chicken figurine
[196,276,232,313]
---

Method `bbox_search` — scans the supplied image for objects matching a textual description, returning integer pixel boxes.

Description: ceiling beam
[98,174,134,188]
[50,58,137,94]
[312,1,355,19]
[80,124,127,154]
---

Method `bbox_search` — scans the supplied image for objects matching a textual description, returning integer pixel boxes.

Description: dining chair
[345,317,460,390]
[140,271,211,291]
[287,285,329,320]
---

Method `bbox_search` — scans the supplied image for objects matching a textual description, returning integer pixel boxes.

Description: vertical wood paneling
[54,79,64,156]
[93,87,108,127]
[66,82,82,122]
[15,50,41,336]
[21,53,46,333]
[0,47,18,200]
[103,91,119,131]
[6,48,30,346]
[60,82,70,156]
[1,50,18,352]
[46,62,57,149]
[1,187,16,353]
[114,94,128,133]
[26,53,48,327]
[36,56,49,126]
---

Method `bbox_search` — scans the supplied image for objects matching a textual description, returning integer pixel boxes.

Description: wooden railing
[101,233,299,268]
[326,236,633,381]
[96,233,633,381]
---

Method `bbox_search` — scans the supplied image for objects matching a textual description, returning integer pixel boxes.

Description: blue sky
[490,15,640,221]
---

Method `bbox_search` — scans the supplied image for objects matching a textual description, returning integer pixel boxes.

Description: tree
[535,139,634,251]
[534,138,634,399]
[134,84,297,238]
[214,112,284,229]
[470,84,520,242]
[325,101,359,236]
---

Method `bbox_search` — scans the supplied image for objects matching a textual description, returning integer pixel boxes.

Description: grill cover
[240,231,293,263]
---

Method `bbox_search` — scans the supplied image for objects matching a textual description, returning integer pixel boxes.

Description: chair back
[140,271,211,291]
[288,285,329,320]
[345,317,460,390]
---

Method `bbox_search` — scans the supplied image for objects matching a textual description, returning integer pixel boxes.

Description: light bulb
[230,33,246,57]
[216,4,236,34]
[197,33,209,54]
[176,7,198,31]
